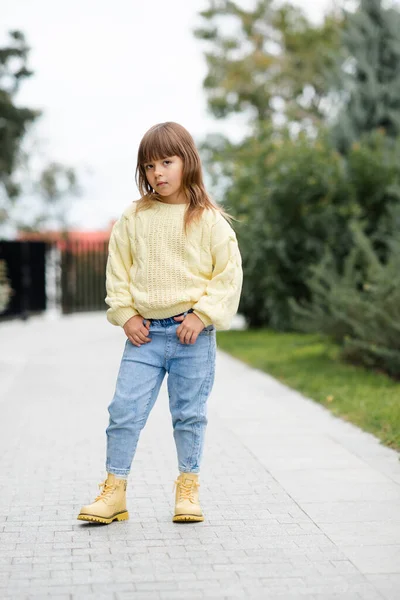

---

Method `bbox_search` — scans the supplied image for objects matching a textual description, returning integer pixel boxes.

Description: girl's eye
[144,160,171,170]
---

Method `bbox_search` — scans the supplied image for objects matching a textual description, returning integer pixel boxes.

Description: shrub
[213,129,355,328]
[290,220,400,378]
[202,128,400,330]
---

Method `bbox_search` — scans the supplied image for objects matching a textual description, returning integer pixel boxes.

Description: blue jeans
[105,311,217,477]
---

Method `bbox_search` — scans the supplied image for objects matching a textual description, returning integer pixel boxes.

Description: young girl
[77,122,243,524]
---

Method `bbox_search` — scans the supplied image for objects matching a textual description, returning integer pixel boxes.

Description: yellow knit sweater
[105,200,243,330]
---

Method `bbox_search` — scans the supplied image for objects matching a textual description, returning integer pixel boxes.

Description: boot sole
[77,511,129,524]
[172,514,204,523]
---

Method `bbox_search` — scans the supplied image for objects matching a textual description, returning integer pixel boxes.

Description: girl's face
[144,155,184,201]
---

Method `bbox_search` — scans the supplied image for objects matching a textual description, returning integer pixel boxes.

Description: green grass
[217,330,400,451]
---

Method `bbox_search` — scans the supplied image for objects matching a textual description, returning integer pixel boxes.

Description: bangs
[138,124,184,165]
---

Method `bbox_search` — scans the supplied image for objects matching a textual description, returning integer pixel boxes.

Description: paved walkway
[0,313,399,600]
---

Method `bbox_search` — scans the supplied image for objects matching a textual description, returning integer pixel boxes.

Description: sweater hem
[108,307,139,327]
[192,310,213,328]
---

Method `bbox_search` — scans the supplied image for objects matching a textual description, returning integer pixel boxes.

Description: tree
[202,126,355,329]
[195,0,400,331]
[16,162,81,233]
[195,0,342,129]
[333,0,400,151]
[290,218,400,379]
[345,130,400,258]
[0,31,82,234]
[0,31,40,222]
[203,126,400,329]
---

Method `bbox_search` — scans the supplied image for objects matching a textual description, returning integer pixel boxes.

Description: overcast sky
[3,0,334,230]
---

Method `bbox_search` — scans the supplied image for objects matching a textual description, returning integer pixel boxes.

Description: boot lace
[174,479,200,503]
[94,479,115,502]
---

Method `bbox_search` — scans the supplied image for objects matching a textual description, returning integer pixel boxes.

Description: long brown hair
[135,122,231,230]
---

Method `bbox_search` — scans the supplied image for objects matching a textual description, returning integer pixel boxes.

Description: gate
[61,238,109,314]
[0,241,47,319]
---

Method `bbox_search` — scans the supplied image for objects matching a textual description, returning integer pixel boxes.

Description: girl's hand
[174,313,206,345]
[123,315,151,347]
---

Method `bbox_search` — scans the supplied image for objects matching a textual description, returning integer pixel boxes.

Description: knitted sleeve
[192,215,243,330]
[105,215,139,327]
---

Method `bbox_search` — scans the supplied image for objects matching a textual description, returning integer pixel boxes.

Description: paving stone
[0,313,399,599]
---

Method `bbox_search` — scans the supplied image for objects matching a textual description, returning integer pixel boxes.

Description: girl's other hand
[123,315,151,347]
[174,313,206,345]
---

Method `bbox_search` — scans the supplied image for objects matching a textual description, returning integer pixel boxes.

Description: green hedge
[205,128,400,331]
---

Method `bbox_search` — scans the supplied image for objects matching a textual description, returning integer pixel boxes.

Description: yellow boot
[77,473,129,524]
[173,472,204,523]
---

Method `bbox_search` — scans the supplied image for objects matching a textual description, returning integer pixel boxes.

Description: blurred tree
[203,126,400,329]
[290,217,400,379]
[0,31,40,223]
[195,0,400,331]
[346,130,400,257]
[195,0,342,129]
[333,0,400,151]
[203,126,355,328]
[17,162,81,233]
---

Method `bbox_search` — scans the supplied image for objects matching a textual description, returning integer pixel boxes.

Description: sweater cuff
[193,309,213,328]
[108,307,139,327]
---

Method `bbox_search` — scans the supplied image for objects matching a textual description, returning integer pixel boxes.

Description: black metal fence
[0,238,110,320]
[61,239,109,314]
